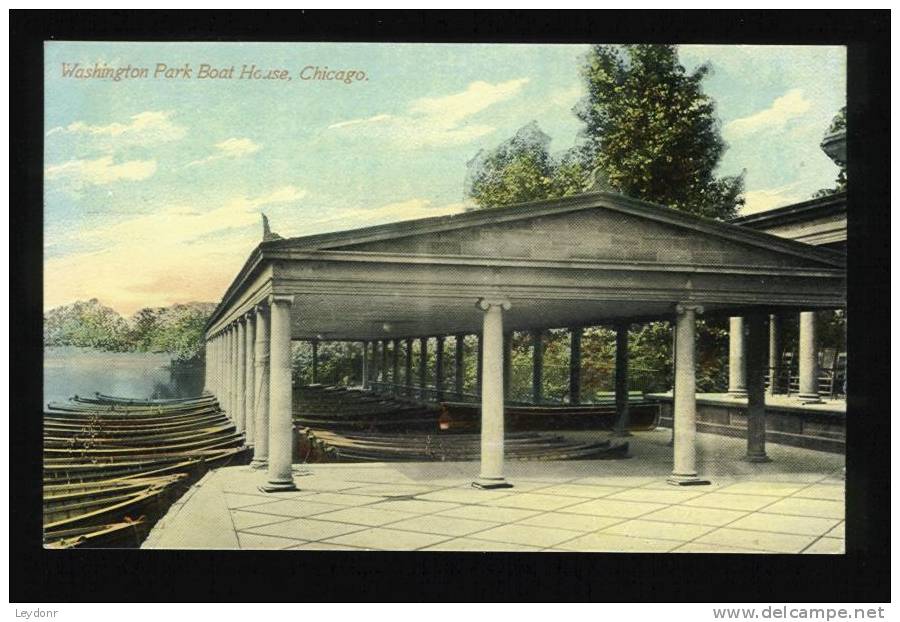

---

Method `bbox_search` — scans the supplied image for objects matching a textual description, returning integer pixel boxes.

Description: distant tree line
[44,298,216,363]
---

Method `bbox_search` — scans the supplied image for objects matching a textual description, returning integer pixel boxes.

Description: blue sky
[44,42,845,314]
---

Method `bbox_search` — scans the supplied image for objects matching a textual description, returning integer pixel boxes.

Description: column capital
[245,309,256,321]
[477,298,511,312]
[268,294,294,306]
[675,302,704,315]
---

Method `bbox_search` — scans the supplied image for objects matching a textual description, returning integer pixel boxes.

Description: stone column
[569,327,582,405]
[798,311,820,401]
[503,332,512,401]
[224,329,232,420]
[745,313,771,462]
[474,298,513,489]
[261,295,296,492]
[392,339,400,394]
[418,337,428,394]
[668,303,709,486]
[361,341,369,389]
[454,335,465,397]
[612,323,631,437]
[728,316,747,398]
[404,338,413,395]
[235,318,247,434]
[768,314,782,395]
[311,339,319,385]
[476,334,484,396]
[212,336,220,397]
[435,336,445,400]
[244,313,256,446]
[230,326,239,425]
[381,340,389,384]
[371,341,379,384]
[203,338,211,393]
[531,329,543,404]
[251,304,270,469]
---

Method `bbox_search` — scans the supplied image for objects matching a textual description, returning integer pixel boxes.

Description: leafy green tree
[466,122,583,208]
[43,298,130,351]
[576,44,744,220]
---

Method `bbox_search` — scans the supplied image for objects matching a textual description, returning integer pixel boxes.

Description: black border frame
[10,10,890,603]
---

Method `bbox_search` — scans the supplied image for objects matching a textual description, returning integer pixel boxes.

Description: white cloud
[186,137,262,167]
[46,110,187,149]
[724,89,812,140]
[327,78,530,149]
[44,185,307,315]
[741,185,805,215]
[45,156,157,186]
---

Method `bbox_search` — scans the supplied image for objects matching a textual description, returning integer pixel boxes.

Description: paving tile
[681,492,782,512]
[244,517,366,541]
[302,492,385,506]
[417,488,515,504]
[230,510,293,530]
[387,515,501,537]
[482,493,586,512]
[792,484,844,501]
[571,476,657,487]
[495,480,563,492]
[716,481,807,497]
[311,506,419,527]
[556,532,678,553]
[693,528,817,553]
[640,505,749,527]
[421,538,543,552]
[727,512,839,537]
[513,475,579,484]
[602,519,715,542]
[436,505,541,523]
[224,492,281,509]
[825,521,844,539]
[372,499,460,514]
[802,537,845,554]
[529,484,623,499]
[239,499,347,518]
[762,497,844,520]
[468,524,583,548]
[517,512,624,532]
[671,542,767,554]
[286,541,366,551]
[237,532,301,550]
[345,484,436,497]
[744,472,829,484]
[323,528,450,551]
[606,488,707,504]
[296,478,364,492]
[561,498,667,519]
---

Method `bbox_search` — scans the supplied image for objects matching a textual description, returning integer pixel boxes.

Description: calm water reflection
[43,347,205,406]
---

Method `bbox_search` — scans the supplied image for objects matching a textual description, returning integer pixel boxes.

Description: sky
[44,42,846,316]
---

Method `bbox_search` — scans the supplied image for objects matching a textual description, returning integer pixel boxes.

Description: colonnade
[204,295,297,492]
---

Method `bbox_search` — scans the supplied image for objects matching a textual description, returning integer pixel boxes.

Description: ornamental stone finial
[262,213,283,242]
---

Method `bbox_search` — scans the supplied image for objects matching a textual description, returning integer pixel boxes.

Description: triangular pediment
[266,192,845,271]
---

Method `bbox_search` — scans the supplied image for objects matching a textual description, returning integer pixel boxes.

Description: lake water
[43,347,205,407]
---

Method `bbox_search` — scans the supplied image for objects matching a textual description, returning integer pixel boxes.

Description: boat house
[203,190,846,492]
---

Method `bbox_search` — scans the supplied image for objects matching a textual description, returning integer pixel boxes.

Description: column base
[258,480,297,493]
[667,473,710,486]
[798,393,823,404]
[249,459,268,470]
[743,452,772,463]
[472,477,513,490]
[728,390,748,399]
[610,430,633,438]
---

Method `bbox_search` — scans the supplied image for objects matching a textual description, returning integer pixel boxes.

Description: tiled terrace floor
[143,429,845,553]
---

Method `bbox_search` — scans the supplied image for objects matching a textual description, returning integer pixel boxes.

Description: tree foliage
[575,44,744,220]
[465,122,585,208]
[44,300,215,362]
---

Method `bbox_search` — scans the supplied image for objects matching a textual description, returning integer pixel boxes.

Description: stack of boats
[295,385,659,462]
[44,393,247,549]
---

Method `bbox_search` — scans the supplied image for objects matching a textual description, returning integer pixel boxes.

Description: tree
[43,298,130,351]
[813,106,847,198]
[465,122,584,208]
[576,44,744,220]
